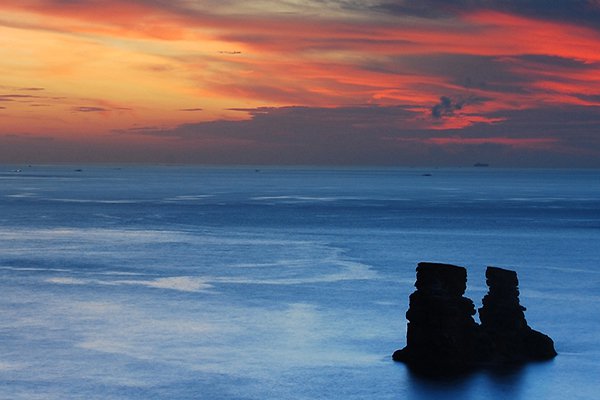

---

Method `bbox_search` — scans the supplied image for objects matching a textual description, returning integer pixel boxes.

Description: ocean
[0,165,599,399]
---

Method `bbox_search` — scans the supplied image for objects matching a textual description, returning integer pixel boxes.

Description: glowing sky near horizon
[1,0,600,166]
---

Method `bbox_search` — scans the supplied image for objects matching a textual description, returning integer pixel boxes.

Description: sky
[1,0,600,166]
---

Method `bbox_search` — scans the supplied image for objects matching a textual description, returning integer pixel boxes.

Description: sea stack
[392,262,481,372]
[478,266,557,363]
[393,263,557,373]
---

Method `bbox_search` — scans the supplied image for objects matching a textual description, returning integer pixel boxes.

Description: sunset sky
[1,0,600,166]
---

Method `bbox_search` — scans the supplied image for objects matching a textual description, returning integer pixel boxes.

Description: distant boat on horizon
[473,163,489,167]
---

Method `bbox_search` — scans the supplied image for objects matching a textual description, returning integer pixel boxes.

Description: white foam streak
[46,276,212,292]
[47,198,140,204]
[46,277,89,285]
[163,195,214,201]
[0,266,71,272]
[118,276,212,292]
[0,361,28,371]
[5,192,37,198]
[213,259,376,285]
[251,195,337,202]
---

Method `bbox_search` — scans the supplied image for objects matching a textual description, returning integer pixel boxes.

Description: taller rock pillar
[392,262,480,372]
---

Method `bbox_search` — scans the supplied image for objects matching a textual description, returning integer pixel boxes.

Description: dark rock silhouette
[393,263,556,374]
[478,266,557,363]
[392,262,482,372]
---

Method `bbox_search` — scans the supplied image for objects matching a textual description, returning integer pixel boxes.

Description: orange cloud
[1,1,599,164]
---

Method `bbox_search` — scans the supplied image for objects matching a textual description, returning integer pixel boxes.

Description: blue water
[0,165,599,399]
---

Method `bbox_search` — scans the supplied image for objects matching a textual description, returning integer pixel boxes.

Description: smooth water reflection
[404,363,533,400]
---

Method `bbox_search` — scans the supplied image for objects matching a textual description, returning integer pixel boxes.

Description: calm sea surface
[1,165,599,399]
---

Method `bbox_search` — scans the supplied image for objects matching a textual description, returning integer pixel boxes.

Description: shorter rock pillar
[478,266,557,363]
